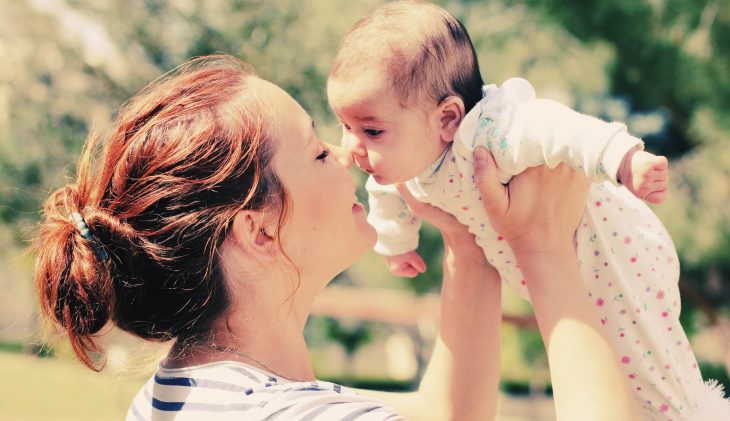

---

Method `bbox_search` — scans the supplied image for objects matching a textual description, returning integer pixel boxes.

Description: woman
[35,55,637,420]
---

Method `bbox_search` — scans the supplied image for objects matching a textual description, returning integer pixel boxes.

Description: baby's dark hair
[330,0,483,111]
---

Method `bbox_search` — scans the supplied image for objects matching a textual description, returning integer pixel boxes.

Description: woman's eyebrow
[305,120,316,148]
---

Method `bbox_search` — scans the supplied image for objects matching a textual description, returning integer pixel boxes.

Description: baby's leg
[575,183,710,420]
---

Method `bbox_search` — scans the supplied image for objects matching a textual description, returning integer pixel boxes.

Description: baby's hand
[618,147,669,204]
[385,251,427,278]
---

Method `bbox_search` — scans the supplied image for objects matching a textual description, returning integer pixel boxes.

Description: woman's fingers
[473,146,590,246]
[473,147,508,219]
[396,183,460,232]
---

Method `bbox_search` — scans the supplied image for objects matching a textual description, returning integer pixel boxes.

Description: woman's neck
[163,278,316,381]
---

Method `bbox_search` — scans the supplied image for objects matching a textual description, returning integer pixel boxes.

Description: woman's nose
[328,143,352,168]
[342,132,367,157]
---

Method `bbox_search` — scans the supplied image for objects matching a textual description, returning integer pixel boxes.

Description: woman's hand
[395,184,483,263]
[472,147,640,420]
[395,184,466,239]
[473,147,589,254]
[385,184,501,421]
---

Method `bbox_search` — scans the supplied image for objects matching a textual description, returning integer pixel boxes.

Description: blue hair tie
[70,212,109,261]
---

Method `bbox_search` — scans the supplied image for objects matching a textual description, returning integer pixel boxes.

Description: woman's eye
[342,123,351,131]
[364,128,383,137]
[316,149,330,162]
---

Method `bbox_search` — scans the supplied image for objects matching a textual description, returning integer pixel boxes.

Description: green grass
[0,352,149,421]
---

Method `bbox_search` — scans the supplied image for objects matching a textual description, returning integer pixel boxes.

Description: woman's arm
[473,147,639,420]
[354,185,502,421]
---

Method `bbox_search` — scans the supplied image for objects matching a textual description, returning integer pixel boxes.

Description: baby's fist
[618,148,669,204]
[386,251,427,278]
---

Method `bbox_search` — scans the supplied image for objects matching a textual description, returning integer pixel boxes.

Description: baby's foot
[618,147,669,204]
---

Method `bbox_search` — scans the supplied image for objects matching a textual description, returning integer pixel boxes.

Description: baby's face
[327,72,449,185]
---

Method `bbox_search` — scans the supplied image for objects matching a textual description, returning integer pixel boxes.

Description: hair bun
[35,184,114,370]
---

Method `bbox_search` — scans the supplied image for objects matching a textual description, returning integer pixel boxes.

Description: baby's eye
[316,149,330,162]
[364,128,383,137]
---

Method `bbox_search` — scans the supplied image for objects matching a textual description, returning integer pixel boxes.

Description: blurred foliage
[308,316,374,358]
[1,0,729,386]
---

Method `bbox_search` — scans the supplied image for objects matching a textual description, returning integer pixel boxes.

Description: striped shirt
[126,361,404,420]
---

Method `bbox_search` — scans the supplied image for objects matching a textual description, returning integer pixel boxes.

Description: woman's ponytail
[34,185,114,371]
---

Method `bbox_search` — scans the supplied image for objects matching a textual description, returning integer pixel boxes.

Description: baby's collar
[414,143,452,183]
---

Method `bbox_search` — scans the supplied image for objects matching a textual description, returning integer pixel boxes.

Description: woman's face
[259,79,376,284]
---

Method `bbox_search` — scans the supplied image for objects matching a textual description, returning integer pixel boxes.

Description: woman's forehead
[252,78,310,142]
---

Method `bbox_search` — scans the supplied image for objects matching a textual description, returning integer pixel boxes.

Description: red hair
[34,55,287,371]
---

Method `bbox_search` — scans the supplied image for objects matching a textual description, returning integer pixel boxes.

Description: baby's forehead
[328,70,395,106]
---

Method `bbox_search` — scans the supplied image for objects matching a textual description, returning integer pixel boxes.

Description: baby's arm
[617,146,668,203]
[466,78,665,201]
[365,177,425,276]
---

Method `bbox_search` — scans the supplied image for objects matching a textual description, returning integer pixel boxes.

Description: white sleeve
[467,78,643,184]
[365,176,421,256]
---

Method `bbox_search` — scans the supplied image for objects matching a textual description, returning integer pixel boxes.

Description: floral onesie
[366,78,730,420]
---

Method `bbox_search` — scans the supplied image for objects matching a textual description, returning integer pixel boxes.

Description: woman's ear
[227,210,278,258]
[437,96,465,143]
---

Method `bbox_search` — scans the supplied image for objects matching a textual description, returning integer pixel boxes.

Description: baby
[327,1,729,420]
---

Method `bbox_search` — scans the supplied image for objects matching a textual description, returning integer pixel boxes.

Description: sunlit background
[1,0,729,419]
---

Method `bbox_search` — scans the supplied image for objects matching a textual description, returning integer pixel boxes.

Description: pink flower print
[595,298,605,307]
[624,236,632,244]
[595,200,602,207]
[656,290,665,300]
[630,256,637,263]
[620,355,631,364]
[462,206,469,211]
[628,373,636,379]
[662,311,668,318]
[496,235,504,241]
[659,404,669,413]
[520,279,526,286]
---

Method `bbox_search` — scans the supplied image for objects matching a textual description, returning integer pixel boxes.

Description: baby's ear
[437,96,465,143]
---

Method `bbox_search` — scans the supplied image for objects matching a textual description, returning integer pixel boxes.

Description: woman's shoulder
[126,361,403,420]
